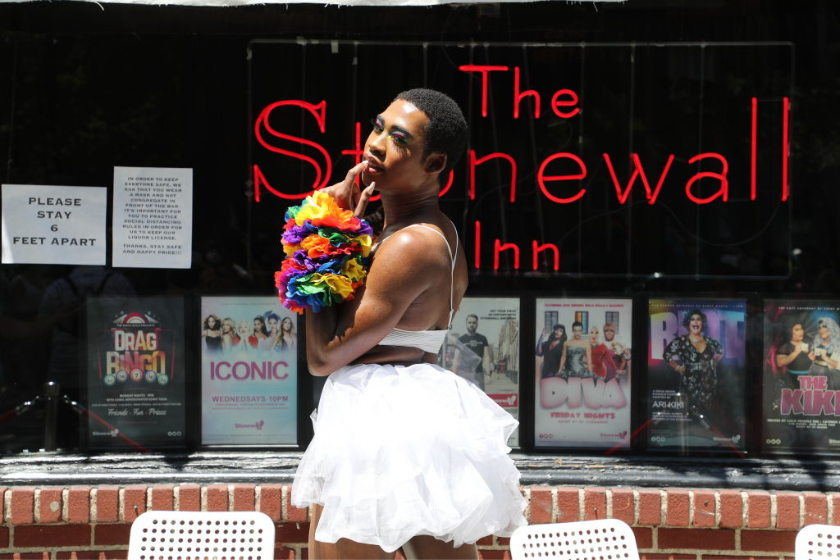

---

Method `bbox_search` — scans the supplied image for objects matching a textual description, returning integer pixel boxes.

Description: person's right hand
[319,162,376,217]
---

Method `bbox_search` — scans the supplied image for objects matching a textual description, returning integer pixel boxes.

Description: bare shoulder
[373,225,453,268]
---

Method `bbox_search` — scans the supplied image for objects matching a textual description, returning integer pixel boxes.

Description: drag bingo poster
[86,296,186,449]
[534,298,632,449]
[200,296,298,446]
[439,297,521,447]
[762,300,840,455]
[647,298,747,452]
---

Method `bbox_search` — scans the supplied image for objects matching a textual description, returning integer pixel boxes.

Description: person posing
[775,321,813,388]
[602,322,629,382]
[221,317,238,352]
[664,310,724,425]
[588,325,618,380]
[538,324,566,379]
[559,321,592,378]
[253,316,270,346]
[291,89,525,560]
[261,312,280,351]
[272,316,297,352]
[202,315,223,355]
[808,317,840,387]
[232,319,259,353]
[459,314,492,390]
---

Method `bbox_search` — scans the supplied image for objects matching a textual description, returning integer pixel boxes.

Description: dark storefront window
[0,1,838,462]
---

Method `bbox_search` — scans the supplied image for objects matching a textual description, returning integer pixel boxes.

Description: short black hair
[682,309,707,330]
[394,88,468,187]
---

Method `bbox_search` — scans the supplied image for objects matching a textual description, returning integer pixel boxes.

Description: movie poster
[762,300,840,455]
[200,296,298,446]
[439,297,521,447]
[534,297,633,449]
[86,296,186,449]
[647,298,747,453]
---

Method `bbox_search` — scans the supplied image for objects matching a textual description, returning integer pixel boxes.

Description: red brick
[719,490,743,528]
[178,484,201,511]
[529,487,553,524]
[638,489,662,526]
[611,488,635,525]
[232,484,256,511]
[0,487,5,523]
[0,527,7,548]
[633,527,653,549]
[666,489,690,526]
[658,528,736,550]
[747,492,772,528]
[476,536,494,546]
[95,486,119,523]
[14,525,91,547]
[94,524,131,546]
[741,530,797,552]
[556,487,579,523]
[285,485,308,522]
[776,493,800,530]
[804,492,828,525]
[67,487,91,524]
[477,551,510,560]
[11,487,35,525]
[276,522,309,543]
[260,485,282,521]
[831,493,840,525]
[58,553,128,560]
[150,485,174,511]
[583,487,607,521]
[0,554,49,559]
[207,484,228,511]
[641,555,694,559]
[37,488,63,524]
[275,545,296,560]
[122,486,147,522]
[692,490,715,528]
[703,557,777,560]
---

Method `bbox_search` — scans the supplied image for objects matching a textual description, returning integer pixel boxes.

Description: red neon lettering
[537,153,587,204]
[782,96,790,201]
[603,153,675,205]
[474,220,481,270]
[514,67,540,119]
[438,170,455,198]
[459,65,509,117]
[685,153,729,204]
[532,241,560,271]
[494,239,520,270]
[551,89,580,119]
[254,100,332,200]
[470,151,518,203]
[751,97,758,200]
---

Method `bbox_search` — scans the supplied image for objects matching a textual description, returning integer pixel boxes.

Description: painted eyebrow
[374,115,415,141]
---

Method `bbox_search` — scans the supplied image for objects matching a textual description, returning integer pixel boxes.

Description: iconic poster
[647,298,747,453]
[201,296,298,446]
[534,298,633,449]
[86,296,186,449]
[762,300,840,455]
[439,297,521,447]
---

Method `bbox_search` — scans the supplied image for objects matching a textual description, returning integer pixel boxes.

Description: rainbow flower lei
[275,190,373,314]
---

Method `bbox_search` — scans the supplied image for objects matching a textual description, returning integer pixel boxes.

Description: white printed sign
[1,184,107,265]
[112,167,193,269]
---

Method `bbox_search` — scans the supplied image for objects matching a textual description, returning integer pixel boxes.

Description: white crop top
[376,222,458,354]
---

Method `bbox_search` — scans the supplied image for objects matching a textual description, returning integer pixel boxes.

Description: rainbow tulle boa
[275,191,373,314]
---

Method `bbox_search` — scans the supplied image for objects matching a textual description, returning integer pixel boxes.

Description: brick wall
[0,484,834,559]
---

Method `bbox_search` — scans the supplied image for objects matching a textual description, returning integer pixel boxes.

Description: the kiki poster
[200,296,298,446]
[646,298,747,453]
[763,300,840,455]
[534,297,632,449]
[86,296,186,449]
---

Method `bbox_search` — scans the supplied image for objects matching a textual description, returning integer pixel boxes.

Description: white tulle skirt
[291,362,526,553]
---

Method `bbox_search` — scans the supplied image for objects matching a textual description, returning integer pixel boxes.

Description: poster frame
[641,293,755,457]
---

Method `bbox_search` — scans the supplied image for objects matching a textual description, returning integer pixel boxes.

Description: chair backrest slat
[127,510,275,560]
[510,518,640,560]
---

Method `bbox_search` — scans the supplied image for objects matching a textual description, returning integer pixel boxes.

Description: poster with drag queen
[647,298,747,453]
[534,297,632,449]
[438,297,521,447]
[200,296,298,446]
[762,300,840,455]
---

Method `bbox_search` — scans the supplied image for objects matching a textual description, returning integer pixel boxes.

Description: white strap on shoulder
[402,222,458,327]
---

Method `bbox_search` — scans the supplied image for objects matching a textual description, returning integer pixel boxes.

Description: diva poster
[86,296,186,449]
[762,300,840,455]
[200,296,298,446]
[534,297,632,449]
[647,298,747,453]
[439,296,521,447]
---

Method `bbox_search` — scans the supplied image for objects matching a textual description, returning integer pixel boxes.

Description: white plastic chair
[795,524,840,560]
[127,510,275,560]
[510,518,640,560]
